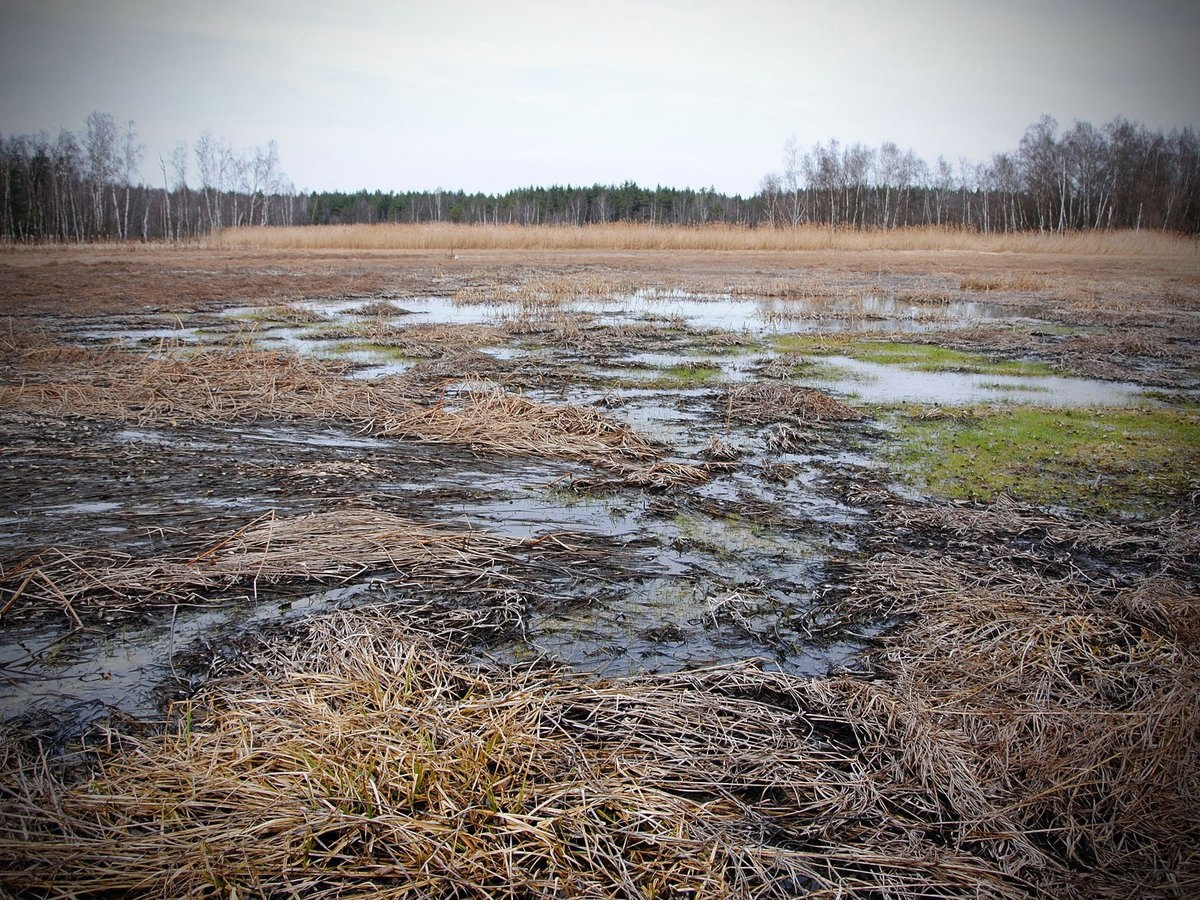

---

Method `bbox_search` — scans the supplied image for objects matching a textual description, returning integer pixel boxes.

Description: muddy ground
[0,244,1198,896]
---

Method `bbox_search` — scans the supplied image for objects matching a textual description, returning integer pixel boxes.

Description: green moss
[773,334,857,355]
[628,363,722,388]
[789,357,873,383]
[328,341,414,361]
[664,364,721,384]
[888,405,1200,516]
[853,341,1053,376]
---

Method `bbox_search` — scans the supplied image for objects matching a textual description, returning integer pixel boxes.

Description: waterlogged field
[0,237,1198,896]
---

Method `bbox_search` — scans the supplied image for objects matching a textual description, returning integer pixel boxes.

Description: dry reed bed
[0,610,1031,898]
[1,343,735,506]
[208,223,1198,256]
[315,322,506,356]
[831,558,1198,896]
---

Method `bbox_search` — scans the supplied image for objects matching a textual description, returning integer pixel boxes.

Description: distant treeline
[2,113,1198,241]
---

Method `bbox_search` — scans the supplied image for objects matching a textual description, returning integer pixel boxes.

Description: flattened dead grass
[0,509,534,622]
[0,346,658,468]
[0,496,1196,897]
[0,610,1032,898]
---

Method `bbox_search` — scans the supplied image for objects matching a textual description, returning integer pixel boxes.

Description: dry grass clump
[1061,330,1174,359]
[829,557,1199,895]
[0,609,1033,898]
[377,384,658,463]
[958,276,1005,292]
[208,223,1198,256]
[404,348,512,382]
[1,345,363,424]
[959,275,1050,293]
[566,459,739,492]
[726,382,860,425]
[348,299,414,317]
[249,304,329,325]
[1054,283,1103,307]
[370,323,506,357]
[895,289,956,304]
[732,276,825,299]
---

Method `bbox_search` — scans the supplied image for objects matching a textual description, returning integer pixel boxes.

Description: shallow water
[221,289,1035,346]
[816,356,1148,407]
[2,287,1164,728]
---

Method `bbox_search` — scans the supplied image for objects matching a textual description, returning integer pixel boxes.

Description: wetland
[0,241,1197,897]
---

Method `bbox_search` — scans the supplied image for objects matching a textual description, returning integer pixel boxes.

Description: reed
[207,223,1199,256]
[0,609,1031,897]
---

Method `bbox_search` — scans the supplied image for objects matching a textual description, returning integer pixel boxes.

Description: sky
[1,0,1197,196]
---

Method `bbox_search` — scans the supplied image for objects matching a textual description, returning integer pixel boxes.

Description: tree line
[2,112,1197,241]
[0,112,299,242]
[760,116,1199,234]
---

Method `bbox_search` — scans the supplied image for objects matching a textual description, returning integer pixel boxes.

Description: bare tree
[84,112,119,237]
[782,135,804,227]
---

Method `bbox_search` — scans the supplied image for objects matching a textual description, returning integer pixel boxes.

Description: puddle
[215,291,1036,366]
[0,592,336,725]
[816,356,1148,407]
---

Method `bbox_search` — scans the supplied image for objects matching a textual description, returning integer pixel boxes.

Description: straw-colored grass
[0,509,542,622]
[0,495,1196,896]
[0,609,1032,898]
[208,223,1200,256]
[1,344,739,497]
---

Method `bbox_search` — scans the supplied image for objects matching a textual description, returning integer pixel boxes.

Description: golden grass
[0,509,528,621]
[0,610,1031,898]
[208,223,1200,256]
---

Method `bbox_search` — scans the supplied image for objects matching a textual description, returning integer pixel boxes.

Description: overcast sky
[1,0,1197,195]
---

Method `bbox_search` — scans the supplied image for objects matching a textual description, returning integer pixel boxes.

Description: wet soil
[1,245,1197,738]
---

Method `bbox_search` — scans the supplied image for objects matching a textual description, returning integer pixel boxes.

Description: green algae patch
[786,357,863,383]
[328,340,415,361]
[853,341,1053,376]
[888,405,1200,516]
[664,363,721,385]
[627,363,723,389]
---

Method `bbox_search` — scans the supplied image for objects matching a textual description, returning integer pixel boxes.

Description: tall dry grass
[208,222,1199,255]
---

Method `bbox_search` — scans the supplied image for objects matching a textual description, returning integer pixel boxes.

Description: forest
[2,111,1198,241]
